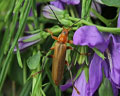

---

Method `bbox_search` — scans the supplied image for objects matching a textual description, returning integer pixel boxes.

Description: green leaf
[23,33,41,42]
[0,0,32,91]
[74,67,83,81]
[99,78,113,96]
[92,48,105,60]
[27,51,42,70]
[16,43,23,68]
[77,46,87,65]
[101,0,120,7]
[84,65,89,82]
[20,79,32,96]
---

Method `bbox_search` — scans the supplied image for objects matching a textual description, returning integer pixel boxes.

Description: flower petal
[14,40,40,52]
[87,54,103,96]
[60,80,72,91]
[109,35,120,86]
[117,11,120,27]
[14,34,40,52]
[61,0,80,5]
[72,54,103,96]
[50,0,64,9]
[72,71,87,96]
[42,5,63,19]
[73,26,106,52]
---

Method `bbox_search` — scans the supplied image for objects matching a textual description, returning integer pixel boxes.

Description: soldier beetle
[45,5,84,95]
[46,27,80,94]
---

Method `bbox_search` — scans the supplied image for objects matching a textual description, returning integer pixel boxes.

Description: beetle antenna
[47,4,62,26]
[67,64,80,95]
[69,19,81,29]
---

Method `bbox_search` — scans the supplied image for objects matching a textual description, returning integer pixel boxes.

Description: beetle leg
[31,70,44,77]
[73,86,80,95]
[67,46,73,50]
[48,55,54,58]
[65,61,80,95]
[50,47,55,50]
[80,53,91,55]
[65,60,69,66]
[45,29,58,40]
[67,40,73,44]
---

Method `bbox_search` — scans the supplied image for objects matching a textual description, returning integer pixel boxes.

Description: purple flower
[43,1,101,20]
[14,34,40,52]
[71,26,120,95]
[72,26,107,96]
[60,79,72,91]
[60,12,120,96]
[50,0,80,7]
[50,0,64,9]
[60,0,80,5]
[42,5,64,19]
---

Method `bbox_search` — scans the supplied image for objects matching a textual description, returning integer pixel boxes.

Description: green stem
[81,0,87,19]
[90,8,111,26]
[32,0,39,29]
[69,17,120,34]
[80,19,120,34]
[69,6,75,18]
[0,0,16,65]
[0,54,13,91]
[85,0,92,17]
[0,0,32,91]
[23,61,27,84]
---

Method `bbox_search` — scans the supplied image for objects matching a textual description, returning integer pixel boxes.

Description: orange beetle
[46,27,80,94]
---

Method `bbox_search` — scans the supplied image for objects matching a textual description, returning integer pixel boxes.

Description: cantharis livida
[45,5,81,94]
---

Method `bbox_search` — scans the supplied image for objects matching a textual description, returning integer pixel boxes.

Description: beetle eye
[63,31,66,34]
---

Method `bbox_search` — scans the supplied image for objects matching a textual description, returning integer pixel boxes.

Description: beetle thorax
[58,32,68,43]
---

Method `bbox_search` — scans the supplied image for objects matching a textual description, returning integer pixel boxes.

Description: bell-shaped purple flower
[62,12,120,95]
[71,15,120,95]
[72,26,107,96]
[42,5,64,19]
[60,0,80,5]
[14,34,40,52]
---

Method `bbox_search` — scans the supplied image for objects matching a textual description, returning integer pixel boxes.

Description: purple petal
[87,54,103,96]
[42,5,63,19]
[108,35,120,86]
[73,26,106,52]
[72,54,103,96]
[14,40,40,52]
[110,80,119,96]
[72,71,87,96]
[18,34,38,41]
[61,0,80,5]
[117,11,120,27]
[14,34,40,52]
[60,80,72,91]
[50,0,64,9]
[102,58,109,78]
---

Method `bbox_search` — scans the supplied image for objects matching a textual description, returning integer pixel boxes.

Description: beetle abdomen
[52,42,67,85]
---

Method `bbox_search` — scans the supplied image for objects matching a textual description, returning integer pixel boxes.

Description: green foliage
[20,79,32,96]
[0,0,120,96]
[92,48,105,60]
[101,0,120,7]
[99,78,113,96]
[17,44,23,68]
[27,52,41,70]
